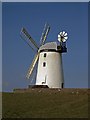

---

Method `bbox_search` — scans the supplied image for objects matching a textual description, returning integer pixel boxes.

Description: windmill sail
[20,33,35,52]
[21,27,39,50]
[29,61,38,85]
[26,53,39,79]
[40,23,50,46]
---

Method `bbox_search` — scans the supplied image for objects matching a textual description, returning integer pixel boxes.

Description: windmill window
[43,62,46,67]
[44,53,46,57]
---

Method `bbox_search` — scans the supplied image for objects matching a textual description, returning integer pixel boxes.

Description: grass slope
[2,88,88,118]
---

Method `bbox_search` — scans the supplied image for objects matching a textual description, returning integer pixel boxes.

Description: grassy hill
[2,88,89,118]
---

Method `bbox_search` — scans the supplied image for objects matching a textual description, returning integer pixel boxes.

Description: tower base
[28,85,49,88]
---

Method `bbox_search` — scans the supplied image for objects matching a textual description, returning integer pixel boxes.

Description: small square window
[44,53,46,57]
[43,62,46,67]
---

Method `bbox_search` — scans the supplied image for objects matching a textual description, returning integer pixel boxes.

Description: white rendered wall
[36,51,64,88]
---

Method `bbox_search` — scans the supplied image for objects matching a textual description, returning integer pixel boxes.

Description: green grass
[2,88,88,118]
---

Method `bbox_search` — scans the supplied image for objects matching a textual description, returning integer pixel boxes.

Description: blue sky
[0,2,2,92]
[2,2,88,92]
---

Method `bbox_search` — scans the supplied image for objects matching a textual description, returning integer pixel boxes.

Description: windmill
[20,23,68,88]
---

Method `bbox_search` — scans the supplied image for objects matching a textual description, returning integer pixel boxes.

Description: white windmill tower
[20,23,68,88]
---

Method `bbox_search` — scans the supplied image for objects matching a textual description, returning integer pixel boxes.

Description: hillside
[2,88,89,118]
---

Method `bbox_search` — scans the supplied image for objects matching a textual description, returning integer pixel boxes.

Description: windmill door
[42,75,47,85]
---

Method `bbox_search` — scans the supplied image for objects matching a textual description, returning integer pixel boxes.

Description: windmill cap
[39,42,58,52]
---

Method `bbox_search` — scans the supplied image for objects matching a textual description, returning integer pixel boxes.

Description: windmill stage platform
[28,85,49,88]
